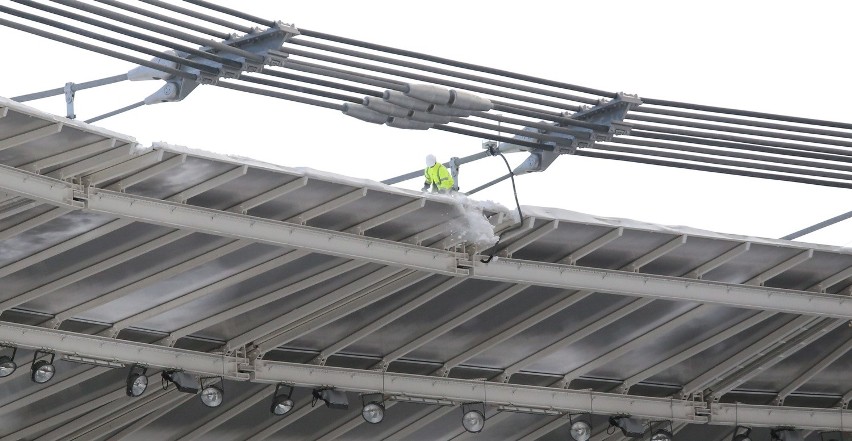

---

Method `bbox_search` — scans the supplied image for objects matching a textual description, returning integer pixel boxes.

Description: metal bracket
[64,82,75,119]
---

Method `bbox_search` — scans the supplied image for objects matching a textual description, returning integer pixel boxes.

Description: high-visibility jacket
[424,162,454,190]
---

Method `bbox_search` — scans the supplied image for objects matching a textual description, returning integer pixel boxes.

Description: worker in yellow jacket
[422,154,454,193]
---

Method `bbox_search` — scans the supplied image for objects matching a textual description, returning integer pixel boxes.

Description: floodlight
[461,402,486,433]
[771,428,805,441]
[30,350,55,384]
[609,415,644,438]
[162,370,200,394]
[125,365,148,397]
[270,384,294,415]
[199,377,224,408]
[731,426,752,441]
[569,413,592,441]
[312,388,349,410]
[361,393,385,424]
[650,421,674,441]
[0,346,17,377]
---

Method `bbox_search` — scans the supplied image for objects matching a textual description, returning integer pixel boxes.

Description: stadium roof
[0,98,851,440]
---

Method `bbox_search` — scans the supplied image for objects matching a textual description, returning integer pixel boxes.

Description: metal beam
[707,317,845,400]
[0,199,40,221]
[560,304,708,384]
[312,277,465,363]
[0,322,247,378]
[383,406,455,441]
[287,188,368,224]
[47,144,134,180]
[0,207,70,242]
[679,315,818,398]
[0,229,192,312]
[1,167,848,317]
[685,242,750,279]
[106,249,309,336]
[346,198,425,235]
[0,219,131,279]
[403,218,455,245]
[561,227,623,265]
[167,165,248,203]
[20,138,116,174]
[502,297,654,382]
[0,366,106,416]
[745,249,814,285]
[809,265,852,293]
[37,380,174,441]
[254,360,705,423]
[83,187,463,276]
[472,258,852,319]
[63,387,179,441]
[775,335,852,404]
[375,284,530,370]
[225,265,403,352]
[0,380,140,441]
[627,234,687,272]
[496,219,558,257]
[440,289,593,376]
[712,401,850,430]
[476,232,686,380]
[50,239,251,326]
[105,153,186,192]
[101,392,194,441]
[228,176,308,214]
[82,148,165,186]
[175,386,271,441]
[163,259,370,346]
[617,310,774,392]
[254,271,430,354]
[0,122,62,151]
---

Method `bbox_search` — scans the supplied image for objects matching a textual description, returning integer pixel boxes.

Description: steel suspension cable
[640,97,852,131]
[13,0,242,68]
[632,106,852,140]
[287,38,601,106]
[575,150,852,190]
[89,0,229,39]
[137,0,254,34]
[1,5,220,75]
[0,17,196,81]
[593,143,852,182]
[297,28,618,99]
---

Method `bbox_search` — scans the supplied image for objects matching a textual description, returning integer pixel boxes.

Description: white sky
[2,0,851,245]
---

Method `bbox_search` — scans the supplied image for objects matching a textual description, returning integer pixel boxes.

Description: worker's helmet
[425,154,437,166]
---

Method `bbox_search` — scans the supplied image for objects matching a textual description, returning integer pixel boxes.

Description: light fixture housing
[461,402,486,433]
[731,426,752,441]
[361,393,385,424]
[199,377,224,408]
[126,365,148,397]
[312,388,349,410]
[0,346,17,377]
[771,428,805,441]
[569,413,593,441]
[30,350,56,384]
[270,384,294,415]
[649,420,674,441]
[162,370,200,394]
[609,415,644,438]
